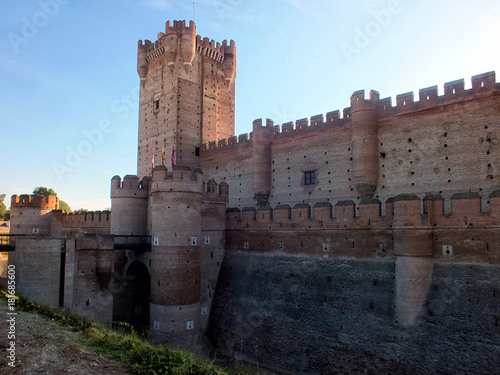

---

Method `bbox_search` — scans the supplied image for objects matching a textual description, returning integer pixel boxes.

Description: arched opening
[112,260,150,334]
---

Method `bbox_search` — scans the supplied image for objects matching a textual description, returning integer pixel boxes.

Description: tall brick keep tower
[137,20,236,176]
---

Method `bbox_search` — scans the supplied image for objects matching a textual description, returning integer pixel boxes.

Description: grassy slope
[0,292,254,375]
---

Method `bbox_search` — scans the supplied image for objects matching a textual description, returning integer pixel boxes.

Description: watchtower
[137,20,236,177]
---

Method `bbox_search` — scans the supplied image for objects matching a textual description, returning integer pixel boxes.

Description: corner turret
[222,39,236,82]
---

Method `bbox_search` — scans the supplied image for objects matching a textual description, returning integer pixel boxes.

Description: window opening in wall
[305,170,316,185]
[153,100,160,111]
[195,146,200,156]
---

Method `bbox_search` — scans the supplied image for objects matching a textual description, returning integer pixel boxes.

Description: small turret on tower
[222,39,236,82]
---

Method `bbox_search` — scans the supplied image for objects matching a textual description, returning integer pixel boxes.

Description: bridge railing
[0,234,25,251]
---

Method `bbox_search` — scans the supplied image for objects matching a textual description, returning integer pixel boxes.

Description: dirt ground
[0,298,133,375]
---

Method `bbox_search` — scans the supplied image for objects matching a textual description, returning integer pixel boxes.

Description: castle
[2,20,499,374]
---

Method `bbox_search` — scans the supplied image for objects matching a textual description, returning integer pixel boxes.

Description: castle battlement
[137,19,235,73]
[201,71,499,156]
[202,180,229,203]
[150,165,203,195]
[111,175,149,199]
[53,210,111,227]
[195,36,235,64]
[11,194,59,210]
[226,191,500,230]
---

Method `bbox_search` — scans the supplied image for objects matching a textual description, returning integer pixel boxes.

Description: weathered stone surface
[208,251,500,375]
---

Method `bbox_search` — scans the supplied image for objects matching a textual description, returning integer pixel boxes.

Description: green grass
[0,291,257,375]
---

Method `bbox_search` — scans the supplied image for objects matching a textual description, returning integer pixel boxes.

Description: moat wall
[207,251,500,375]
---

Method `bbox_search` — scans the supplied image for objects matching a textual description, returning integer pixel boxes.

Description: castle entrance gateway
[112,260,151,333]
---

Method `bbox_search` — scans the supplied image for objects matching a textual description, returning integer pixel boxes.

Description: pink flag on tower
[152,148,155,170]
[171,146,175,168]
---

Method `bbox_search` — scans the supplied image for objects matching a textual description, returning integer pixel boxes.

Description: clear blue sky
[1,0,499,210]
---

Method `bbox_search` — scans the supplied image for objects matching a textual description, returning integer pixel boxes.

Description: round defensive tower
[350,89,380,200]
[110,175,150,236]
[252,118,273,206]
[148,165,204,346]
[10,194,58,236]
[391,194,433,326]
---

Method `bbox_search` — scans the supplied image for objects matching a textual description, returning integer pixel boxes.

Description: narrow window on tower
[304,170,316,185]
[153,99,160,112]
[195,146,200,156]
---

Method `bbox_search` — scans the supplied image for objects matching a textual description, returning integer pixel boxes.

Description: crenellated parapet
[52,210,111,228]
[137,20,236,81]
[11,194,58,210]
[377,71,499,118]
[150,165,203,194]
[202,180,229,203]
[111,175,150,199]
[201,71,499,156]
[226,191,500,231]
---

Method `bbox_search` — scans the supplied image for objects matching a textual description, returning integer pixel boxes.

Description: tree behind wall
[32,187,71,212]
[0,194,8,220]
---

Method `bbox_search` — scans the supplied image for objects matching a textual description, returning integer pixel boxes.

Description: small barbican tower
[137,20,236,176]
[110,175,149,236]
[10,194,59,236]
